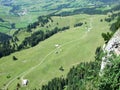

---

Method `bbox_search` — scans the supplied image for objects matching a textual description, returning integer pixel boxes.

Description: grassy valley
[0,0,120,90]
[0,14,111,89]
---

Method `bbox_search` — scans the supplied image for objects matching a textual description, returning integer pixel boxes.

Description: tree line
[0,18,4,22]
[102,15,120,44]
[0,36,19,58]
[110,16,120,33]
[27,16,53,32]
[0,25,70,58]
[74,22,83,27]
[104,11,120,23]
[40,57,100,90]
[0,15,61,58]
[50,4,120,16]
[13,15,52,36]
[18,26,70,49]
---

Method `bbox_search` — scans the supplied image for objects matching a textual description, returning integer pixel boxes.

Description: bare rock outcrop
[105,29,120,55]
[100,29,120,76]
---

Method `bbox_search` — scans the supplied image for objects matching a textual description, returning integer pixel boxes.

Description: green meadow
[0,14,111,89]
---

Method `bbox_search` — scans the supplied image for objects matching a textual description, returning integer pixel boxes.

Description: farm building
[22,79,28,86]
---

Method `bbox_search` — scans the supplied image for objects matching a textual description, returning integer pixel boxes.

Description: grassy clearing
[0,14,110,89]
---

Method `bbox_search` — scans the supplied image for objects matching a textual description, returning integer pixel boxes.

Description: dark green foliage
[20,30,44,47]
[26,24,32,32]
[98,56,120,90]
[51,2,120,16]
[17,44,24,51]
[11,36,19,43]
[0,17,4,22]
[10,15,52,33]
[27,21,39,32]
[13,28,21,36]
[14,36,19,42]
[95,47,105,62]
[16,83,21,90]
[59,66,64,71]
[110,12,119,19]
[0,40,15,58]
[74,22,83,27]
[38,16,52,27]
[11,23,16,29]
[110,16,120,32]
[42,77,66,90]
[104,11,120,24]
[6,74,11,79]
[17,83,21,88]
[54,7,103,16]
[0,32,12,43]
[19,26,70,50]
[56,22,59,25]
[61,26,70,31]
[0,34,19,58]
[104,18,112,22]
[112,4,120,11]
[67,62,99,90]
[13,56,18,60]
[17,77,20,80]
[26,16,53,32]
[29,30,44,46]
[100,19,103,22]
[85,22,87,24]
[9,5,20,14]
[101,32,113,44]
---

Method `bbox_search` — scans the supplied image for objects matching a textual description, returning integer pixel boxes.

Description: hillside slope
[0,14,111,90]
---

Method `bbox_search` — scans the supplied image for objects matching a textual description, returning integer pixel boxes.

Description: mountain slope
[0,14,111,89]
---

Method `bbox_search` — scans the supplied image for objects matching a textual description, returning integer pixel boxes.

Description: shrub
[13,56,18,60]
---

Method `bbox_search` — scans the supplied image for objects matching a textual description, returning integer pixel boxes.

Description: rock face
[100,29,120,76]
[105,29,120,55]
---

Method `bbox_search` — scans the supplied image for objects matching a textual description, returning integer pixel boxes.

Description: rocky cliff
[100,28,120,75]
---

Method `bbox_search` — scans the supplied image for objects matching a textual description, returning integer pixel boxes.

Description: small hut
[22,79,28,86]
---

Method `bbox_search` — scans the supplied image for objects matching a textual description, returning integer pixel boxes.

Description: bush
[6,74,11,79]
[74,22,83,27]
[59,66,64,71]
[13,56,18,60]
